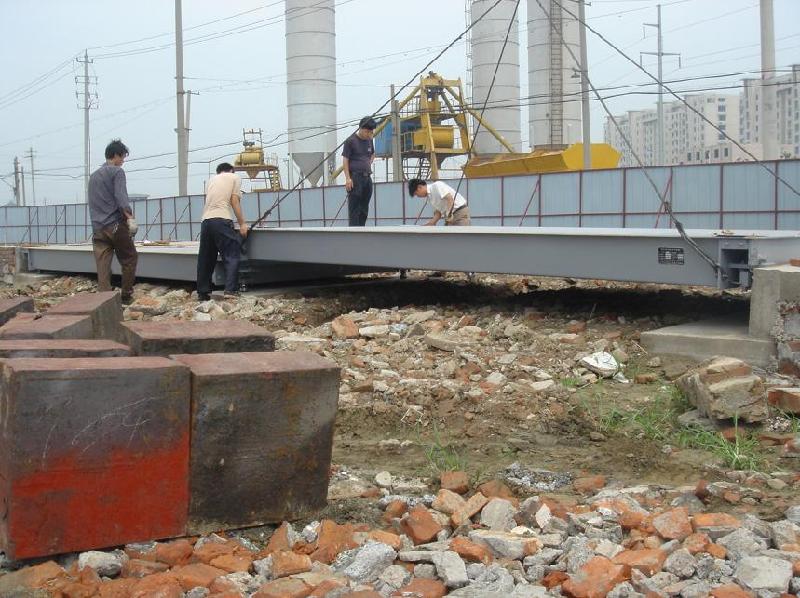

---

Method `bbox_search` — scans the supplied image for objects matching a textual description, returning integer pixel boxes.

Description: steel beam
[22,228,800,290]
[246,227,800,289]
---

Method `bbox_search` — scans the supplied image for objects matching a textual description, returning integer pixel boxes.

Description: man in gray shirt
[88,139,138,303]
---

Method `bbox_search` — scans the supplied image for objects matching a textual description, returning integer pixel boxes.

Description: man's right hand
[345,178,354,192]
[239,224,249,238]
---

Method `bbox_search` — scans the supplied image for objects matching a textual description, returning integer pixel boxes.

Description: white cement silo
[470,0,521,153]
[528,0,582,149]
[285,0,337,187]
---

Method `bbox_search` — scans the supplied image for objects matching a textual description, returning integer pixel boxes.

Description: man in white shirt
[408,179,471,226]
[196,162,249,300]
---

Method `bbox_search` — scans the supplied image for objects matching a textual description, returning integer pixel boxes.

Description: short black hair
[408,178,427,196]
[105,139,129,160]
[359,116,377,130]
[216,162,235,174]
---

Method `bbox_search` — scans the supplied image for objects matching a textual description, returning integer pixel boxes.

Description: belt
[452,205,467,214]
[352,171,371,177]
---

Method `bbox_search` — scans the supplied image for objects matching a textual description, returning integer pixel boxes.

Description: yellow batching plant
[233,129,282,192]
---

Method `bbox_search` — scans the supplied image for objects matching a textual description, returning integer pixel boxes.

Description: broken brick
[692,512,741,539]
[768,387,800,414]
[652,507,693,540]
[271,551,312,578]
[440,470,470,494]
[401,506,444,545]
[172,563,227,590]
[563,556,631,598]
[573,475,607,494]
[252,577,311,598]
[450,536,493,564]
[121,559,170,578]
[612,548,667,576]
[451,492,489,527]
[391,578,447,598]
[210,553,253,573]
[710,583,755,598]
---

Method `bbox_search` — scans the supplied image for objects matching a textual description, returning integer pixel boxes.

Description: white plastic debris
[579,352,619,378]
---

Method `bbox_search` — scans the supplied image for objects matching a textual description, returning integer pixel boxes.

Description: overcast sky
[1,0,798,204]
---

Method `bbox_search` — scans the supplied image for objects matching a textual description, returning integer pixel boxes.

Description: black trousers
[196,218,243,294]
[347,172,373,226]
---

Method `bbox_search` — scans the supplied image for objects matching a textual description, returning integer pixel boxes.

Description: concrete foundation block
[749,264,800,339]
[640,318,776,367]
[0,357,191,560]
[0,297,34,326]
[0,339,131,358]
[171,351,339,533]
[0,313,94,340]
[122,320,275,356]
[47,291,123,340]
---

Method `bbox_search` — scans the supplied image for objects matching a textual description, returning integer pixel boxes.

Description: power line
[551,0,800,199]
[535,0,721,275]
[454,0,521,199]
[92,0,357,61]
[248,0,513,231]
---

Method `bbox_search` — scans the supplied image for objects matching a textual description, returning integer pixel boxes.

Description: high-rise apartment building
[741,64,800,158]
[605,93,741,167]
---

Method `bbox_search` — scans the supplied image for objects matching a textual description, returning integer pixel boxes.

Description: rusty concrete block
[0,314,94,340]
[0,297,34,326]
[171,351,339,533]
[0,357,191,560]
[47,291,122,340]
[0,339,131,358]
[122,320,275,356]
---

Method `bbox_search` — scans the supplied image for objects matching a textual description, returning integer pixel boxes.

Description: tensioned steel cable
[453,0,522,206]
[534,0,720,275]
[551,0,800,202]
[243,0,510,235]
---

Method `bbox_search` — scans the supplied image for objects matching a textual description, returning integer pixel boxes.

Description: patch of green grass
[598,406,627,434]
[629,391,683,442]
[561,376,583,388]
[675,417,764,471]
[419,422,467,474]
[580,381,770,471]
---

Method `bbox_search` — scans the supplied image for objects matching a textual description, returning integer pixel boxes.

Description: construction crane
[233,129,282,192]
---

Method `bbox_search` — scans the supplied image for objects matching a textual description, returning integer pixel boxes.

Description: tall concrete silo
[528,0,581,149]
[470,0,521,153]
[285,0,337,187]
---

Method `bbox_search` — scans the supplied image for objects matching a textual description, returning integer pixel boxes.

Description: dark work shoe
[121,294,134,305]
[197,293,211,301]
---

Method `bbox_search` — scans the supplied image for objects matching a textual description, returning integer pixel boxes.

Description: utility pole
[760,0,778,160]
[184,90,199,153]
[390,85,403,181]
[175,0,188,196]
[578,0,591,170]
[642,5,680,166]
[20,166,26,207]
[24,147,36,205]
[76,50,98,203]
[13,157,21,206]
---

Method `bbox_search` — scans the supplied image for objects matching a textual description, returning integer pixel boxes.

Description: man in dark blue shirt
[88,139,138,303]
[342,116,376,226]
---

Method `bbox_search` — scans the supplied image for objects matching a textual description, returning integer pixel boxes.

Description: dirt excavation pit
[1,271,798,597]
